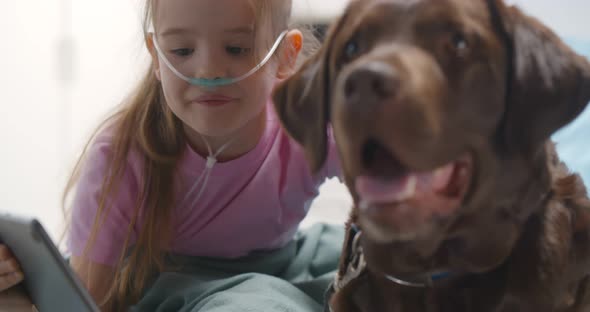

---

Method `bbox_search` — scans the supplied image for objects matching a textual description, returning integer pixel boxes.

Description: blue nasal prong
[189,77,235,88]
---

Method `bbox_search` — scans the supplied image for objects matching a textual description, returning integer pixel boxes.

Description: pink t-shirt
[67,102,340,265]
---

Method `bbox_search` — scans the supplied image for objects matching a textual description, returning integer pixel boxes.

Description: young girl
[0,0,341,310]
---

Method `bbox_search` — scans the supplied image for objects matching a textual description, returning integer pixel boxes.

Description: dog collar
[325,224,453,311]
[334,224,451,289]
[383,269,451,288]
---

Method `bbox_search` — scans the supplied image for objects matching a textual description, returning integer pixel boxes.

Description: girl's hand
[0,244,24,292]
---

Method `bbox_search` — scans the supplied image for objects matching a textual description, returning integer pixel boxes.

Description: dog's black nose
[344,62,399,104]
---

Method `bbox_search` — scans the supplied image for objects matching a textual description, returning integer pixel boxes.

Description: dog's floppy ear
[272,10,351,173]
[273,49,330,173]
[490,0,590,153]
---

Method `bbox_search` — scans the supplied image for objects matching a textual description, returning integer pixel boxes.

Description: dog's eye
[451,32,469,56]
[344,39,360,60]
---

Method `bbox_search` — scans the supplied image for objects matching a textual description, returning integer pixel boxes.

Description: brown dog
[274,0,590,311]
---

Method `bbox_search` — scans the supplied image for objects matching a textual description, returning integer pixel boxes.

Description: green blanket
[131,223,344,312]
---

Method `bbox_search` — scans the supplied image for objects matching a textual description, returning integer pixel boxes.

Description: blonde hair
[62,0,318,309]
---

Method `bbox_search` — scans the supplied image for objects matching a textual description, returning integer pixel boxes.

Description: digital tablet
[0,214,99,312]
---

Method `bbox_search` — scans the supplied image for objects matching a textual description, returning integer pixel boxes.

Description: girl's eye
[226,46,251,56]
[171,48,194,57]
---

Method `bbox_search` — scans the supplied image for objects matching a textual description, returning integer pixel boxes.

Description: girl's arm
[67,134,144,311]
[70,255,116,312]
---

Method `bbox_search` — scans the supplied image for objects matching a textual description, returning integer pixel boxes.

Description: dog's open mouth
[354,140,473,242]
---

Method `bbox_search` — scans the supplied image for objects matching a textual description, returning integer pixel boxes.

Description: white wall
[1,0,589,240]
[1,0,148,240]
[2,1,63,238]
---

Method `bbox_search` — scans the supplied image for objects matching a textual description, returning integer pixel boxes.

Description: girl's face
[149,0,287,142]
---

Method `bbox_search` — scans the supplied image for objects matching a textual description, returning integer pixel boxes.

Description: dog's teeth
[407,175,418,197]
[394,175,417,201]
[432,164,454,191]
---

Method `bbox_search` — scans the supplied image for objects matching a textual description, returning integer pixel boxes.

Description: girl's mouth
[193,94,237,107]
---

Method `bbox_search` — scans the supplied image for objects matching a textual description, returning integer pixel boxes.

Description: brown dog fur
[274,0,590,311]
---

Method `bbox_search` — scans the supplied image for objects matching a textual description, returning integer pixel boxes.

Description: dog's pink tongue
[355,163,455,204]
[355,175,416,203]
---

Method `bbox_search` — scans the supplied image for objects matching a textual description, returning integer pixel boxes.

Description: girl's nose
[191,48,227,80]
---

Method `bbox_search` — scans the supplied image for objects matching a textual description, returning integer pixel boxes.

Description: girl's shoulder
[82,125,145,181]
